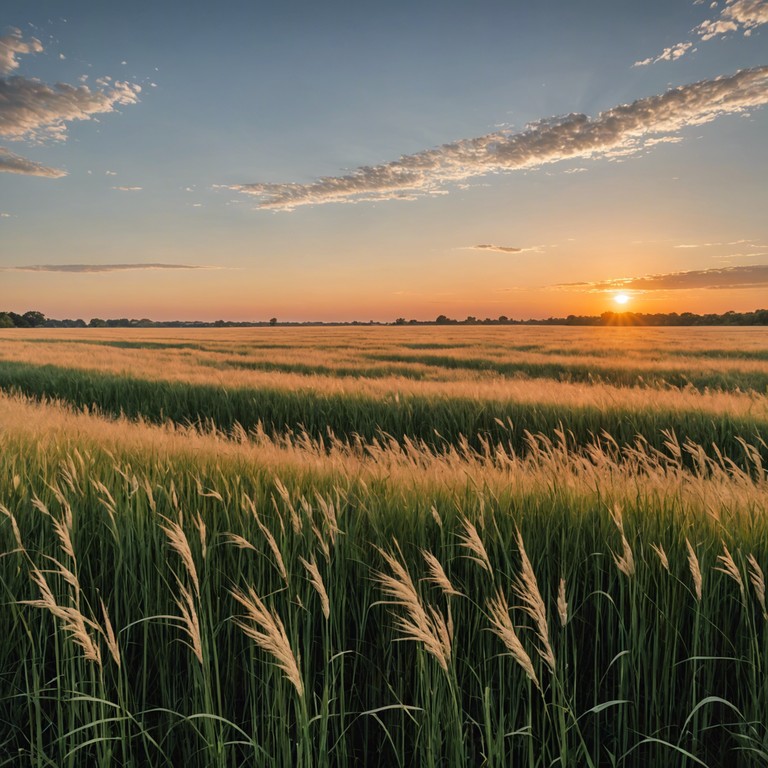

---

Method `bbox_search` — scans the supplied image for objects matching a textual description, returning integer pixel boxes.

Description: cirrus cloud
[556,265,768,292]
[0,146,66,177]
[230,66,768,211]
[5,263,220,273]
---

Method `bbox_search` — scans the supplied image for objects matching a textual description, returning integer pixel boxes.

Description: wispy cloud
[0,28,140,177]
[0,147,66,177]
[111,185,142,191]
[634,42,694,67]
[556,265,768,292]
[0,28,43,75]
[696,0,768,40]
[470,244,540,254]
[636,1,768,67]
[230,66,768,211]
[5,263,219,273]
[0,74,141,142]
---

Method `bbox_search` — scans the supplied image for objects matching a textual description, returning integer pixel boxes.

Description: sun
[613,293,630,306]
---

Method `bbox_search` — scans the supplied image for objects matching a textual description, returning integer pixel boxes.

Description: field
[0,326,767,767]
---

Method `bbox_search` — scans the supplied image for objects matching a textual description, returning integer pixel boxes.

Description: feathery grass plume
[174,576,203,665]
[0,503,24,551]
[160,516,200,598]
[557,577,568,627]
[193,512,207,560]
[315,491,339,546]
[299,555,330,620]
[100,598,121,668]
[273,477,301,534]
[486,588,540,691]
[610,506,635,577]
[375,544,453,672]
[195,478,224,502]
[430,504,443,529]
[23,567,102,665]
[142,477,157,513]
[513,529,555,672]
[230,585,304,698]
[715,542,746,600]
[650,542,670,572]
[30,493,50,517]
[91,479,117,522]
[221,532,257,551]
[457,517,493,576]
[747,554,767,619]
[686,538,703,602]
[421,549,462,598]
[248,506,288,585]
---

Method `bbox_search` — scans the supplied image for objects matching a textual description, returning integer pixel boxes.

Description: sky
[1,0,767,322]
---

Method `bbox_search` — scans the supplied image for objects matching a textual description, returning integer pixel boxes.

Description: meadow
[0,326,766,766]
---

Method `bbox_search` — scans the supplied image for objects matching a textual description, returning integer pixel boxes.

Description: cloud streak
[5,263,219,274]
[557,265,768,292]
[634,42,694,67]
[0,146,66,177]
[231,66,768,210]
[470,244,543,254]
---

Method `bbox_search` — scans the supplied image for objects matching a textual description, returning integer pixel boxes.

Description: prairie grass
[0,326,767,766]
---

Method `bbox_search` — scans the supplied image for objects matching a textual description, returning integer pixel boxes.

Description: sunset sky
[1,0,767,322]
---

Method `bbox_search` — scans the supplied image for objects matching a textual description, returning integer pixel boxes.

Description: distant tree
[394,317,406,325]
[22,310,46,327]
[435,314,450,325]
[89,318,107,327]
[269,317,278,326]
[0,313,13,328]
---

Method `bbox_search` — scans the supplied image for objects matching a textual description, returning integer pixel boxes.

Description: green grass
[0,427,766,767]
[368,352,768,393]
[0,360,765,467]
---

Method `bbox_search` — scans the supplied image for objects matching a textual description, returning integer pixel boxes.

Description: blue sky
[1,0,767,320]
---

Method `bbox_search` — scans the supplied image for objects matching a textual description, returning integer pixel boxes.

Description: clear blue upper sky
[1,0,767,320]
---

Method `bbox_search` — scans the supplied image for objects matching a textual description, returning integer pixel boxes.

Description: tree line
[2,309,768,329]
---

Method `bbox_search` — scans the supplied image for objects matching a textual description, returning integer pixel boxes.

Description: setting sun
[614,293,630,305]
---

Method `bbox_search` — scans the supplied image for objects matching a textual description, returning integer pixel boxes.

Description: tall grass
[0,392,766,766]
[0,360,765,467]
[1,325,767,765]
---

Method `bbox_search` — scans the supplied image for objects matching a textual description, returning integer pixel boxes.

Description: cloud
[636,1,768,67]
[0,146,67,177]
[473,244,522,253]
[230,66,768,211]
[6,263,219,273]
[696,0,768,40]
[111,185,142,191]
[0,76,141,142]
[0,28,42,75]
[556,265,768,292]
[634,41,694,67]
[470,244,543,254]
[0,28,140,177]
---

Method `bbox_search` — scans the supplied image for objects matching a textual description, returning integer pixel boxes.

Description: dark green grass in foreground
[0,360,765,466]
[0,433,766,767]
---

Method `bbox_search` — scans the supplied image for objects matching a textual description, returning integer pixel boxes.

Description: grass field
[1,326,767,766]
